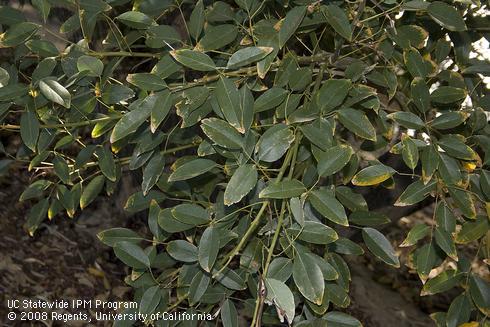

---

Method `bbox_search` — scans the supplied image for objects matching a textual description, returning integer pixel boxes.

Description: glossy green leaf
[323,311,362,327]
[97,228,144,247]
[126,73,167,91]
[323,5,353,41]
[430,86,466,104]
[226,46,273,70]
[421,270,463,296]
[167,240,198,263]
[293,251,324,305]
[172,203,209,225]
[387,112,425,130]
[434,227,457,260]
[317,144,353,177]
[469,274,490,315]
[337,108,376,141]
[395,180,436,206]
[0,22,39,47]
[169,159,217,182]
[39,79,71,108]
[400,224,430,247]
[309,189,348,226]
[170,49,216,71]
[221,299,238,327]
[95,147,117,182]
[256,124,294,162]
[139,286,162,315]
[278,5,306,47]
[316,79,351,113]
[116,11,155,29]
[114,241,150,269]
[142,152,165,195]
[201,118,243,149]
[20,111,39,152]
[259,180,306,199]
[198,24,238,51]
[198,226,219,272]
[224,164,258,205]
[411,77,431,113]
[288,221,338,245]
[428,2,467,32]
[446,293,472,327]
[264,278,295,324]
[80,175,105,209]
[362,227,400,267]
[77,55,103,76]
[352,164,396,186]
[431,111,468,130]
[254,87,288,113]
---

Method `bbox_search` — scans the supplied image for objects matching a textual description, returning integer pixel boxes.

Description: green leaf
[430,86,467,104]
[387,112,425,130]
[428,2,467,32]
[400,224,430,247]
[402,136,419,170]
[201,118,243,149]
[213,267,246,290]
[254,87,288,113]
[431,111,468,130]
[80,175,105,209]
[421,146,439,183]
[264,278,295,324]
[19,180,51,201]
[158,208,194,233]
[77,55,104,76]
[39,79,71,108]
[124,190,165,213]
[362,227,400,267]
[116,11,155,29]
[170,49,216,72]
[221,299,238,327]
[0,22,39,47]
[288,221,338,245]
[224,164,258,206]
[395,180,436,206]
[216,76,242,132]
[438,135,477,161]
[324,282,350,308]
[0,67,9,87]
[169,159,217,182]
[110,94,157,143]
[188,271,210,305]
[469,274,490,315]
[26,198,49,235]
[404,48,430,78]
[20,111,39,152]
[101,84,135,104]
[126,73,167,91]
[337,108,376,141]
[446,293,472,327]
[421,270,463,296]
[188,0,204,39]
[226,46,273,70]
[167,240,198,263]
[293,251,324,305]
[335,186,368,212]
[150,90,173,133]
[414,243,443,279]
[329,238,364,256]
[435,202,456,233]
[411,77,431,113]
[198,227,219,272]
[97,228,143,247]
[0,83,28,101]
[323,5,352,41]
[259,179,306,199]
[256,124,294,162]
[316,144,353,177]
[323,311,362,327]
[142,152,165,195]
[95,147,117,182]
[316,79,351,113]
[352,164,396,186]
[198,24,238,51]
[114,241,150,269]
[139,286,161,315]
[145,25,181,48]
[172,204,209,225]
[455,216,489,244]
[267,258,293,282]
[309,189,348,226]
[448,187,476,219]
[434,227,457,260]
[278,6,306,47]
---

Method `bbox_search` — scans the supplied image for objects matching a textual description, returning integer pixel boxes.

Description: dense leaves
[1,0,488,326]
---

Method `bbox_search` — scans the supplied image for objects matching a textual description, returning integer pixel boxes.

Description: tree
[0,0,489,325]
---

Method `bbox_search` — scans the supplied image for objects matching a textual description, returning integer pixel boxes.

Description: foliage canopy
[0,0,489,325]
